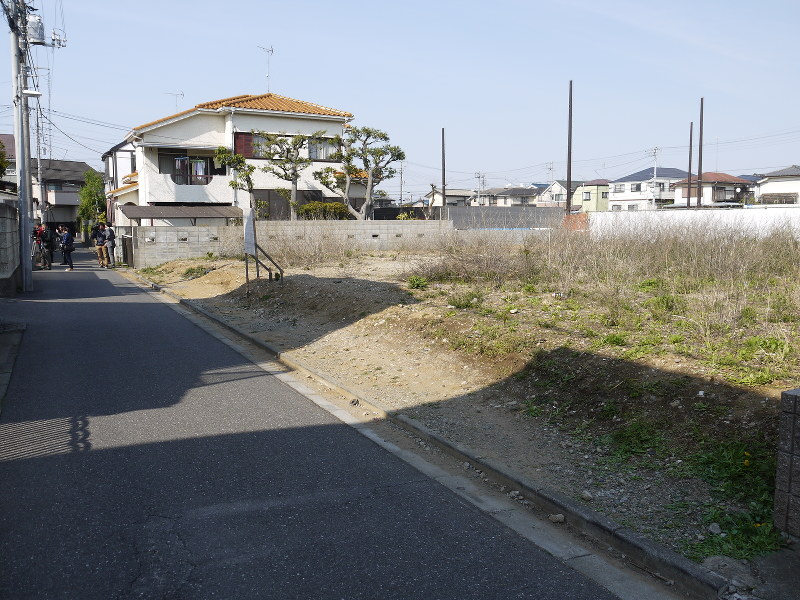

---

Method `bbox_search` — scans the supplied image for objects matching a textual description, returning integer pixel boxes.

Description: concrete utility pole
[6,0,33,291]
[687,122,693,208]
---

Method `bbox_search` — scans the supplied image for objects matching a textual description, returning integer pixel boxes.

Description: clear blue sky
[2,0,799,200]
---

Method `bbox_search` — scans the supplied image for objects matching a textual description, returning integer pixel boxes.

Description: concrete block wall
[775,388,800,537]
[122,220,543,269]
[0,203,20,296]
[257,220,453,252]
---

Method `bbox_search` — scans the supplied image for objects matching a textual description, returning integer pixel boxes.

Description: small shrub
[601,333,627,347]
[182,266,210,279]
[448,290,484,309]
[408,275,429,290]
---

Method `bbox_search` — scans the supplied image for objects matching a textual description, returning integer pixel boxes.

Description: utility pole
[565,80,573,215]
[5,0,33,291]
[474,172,485,205]
[696,97,704,208]
[687,122,693,208]
[649,147,660,206]
[441,127,446,220]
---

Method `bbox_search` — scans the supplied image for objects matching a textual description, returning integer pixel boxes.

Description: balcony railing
[170,174,213,186]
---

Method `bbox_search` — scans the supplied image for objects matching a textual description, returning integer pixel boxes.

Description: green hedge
[297,201,350,220]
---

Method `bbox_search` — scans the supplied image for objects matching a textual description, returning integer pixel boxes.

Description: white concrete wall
[758,178,800,198]
[142,113,226,147]
[589,206,800,238]
[232,113,345,138]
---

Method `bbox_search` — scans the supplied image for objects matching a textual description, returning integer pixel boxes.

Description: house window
[582,192,591,201]
[553,193,564,202]
[601,191,609,199]
[308,139,337,161]
[611,205,622,211]
[631,183,642,192]
[628,204,638,211]
[613,184,624,193]
[158,149,223,185]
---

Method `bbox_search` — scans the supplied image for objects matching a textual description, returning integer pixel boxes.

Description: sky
[1,0,799,201]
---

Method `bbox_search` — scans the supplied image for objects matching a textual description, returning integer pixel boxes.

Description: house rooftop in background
[673,172,751,186]
[37,159,96,182]
[611,167,688,182]
[580,179,609,186]
[761,165,800,178]
[132,93,353,133]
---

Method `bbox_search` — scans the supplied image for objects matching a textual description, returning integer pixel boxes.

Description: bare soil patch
[137,253,789,561]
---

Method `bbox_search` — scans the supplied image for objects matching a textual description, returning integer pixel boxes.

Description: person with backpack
[105,222,116,268]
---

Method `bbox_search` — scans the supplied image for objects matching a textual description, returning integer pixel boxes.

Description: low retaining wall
[0,204,20,297]
[120,221,456,268]
[776,388,800,537]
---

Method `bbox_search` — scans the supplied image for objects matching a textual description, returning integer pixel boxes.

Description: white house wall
[758,179,800,197]
[141,113,225,147]
[232,113,345,137]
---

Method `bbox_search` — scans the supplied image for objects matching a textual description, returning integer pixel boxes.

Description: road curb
[132,272,728,600]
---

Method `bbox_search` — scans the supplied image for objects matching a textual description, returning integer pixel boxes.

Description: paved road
[0,251,619,599]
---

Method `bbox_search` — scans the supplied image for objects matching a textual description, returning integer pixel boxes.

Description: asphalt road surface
[0,252,620,599]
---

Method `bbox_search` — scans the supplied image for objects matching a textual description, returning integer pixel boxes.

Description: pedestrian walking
[105,222,116,268]
[40,223,56,267]
[95,223,108,268]
[60,226,75,270]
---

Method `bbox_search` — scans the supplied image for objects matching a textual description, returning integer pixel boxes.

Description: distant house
[537,180,584,209]
[33,159,99,225]
[572,179,609,212]
[672,172,751,207]
[104,93,354,226]
[425,187,473,207]
[756,165,800,205]
[608,167,688,211]
[472,186,542,207]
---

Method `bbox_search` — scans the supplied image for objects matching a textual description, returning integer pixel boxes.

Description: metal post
[696,98,704,208]
[566,80,573,215]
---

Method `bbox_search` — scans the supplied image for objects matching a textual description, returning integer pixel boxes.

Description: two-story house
[536,180,584,210]
[608,167,688,211]
[572,179,609,212]
[104,93,353,225]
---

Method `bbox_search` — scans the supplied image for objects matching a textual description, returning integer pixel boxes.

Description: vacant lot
[137,224,799,561]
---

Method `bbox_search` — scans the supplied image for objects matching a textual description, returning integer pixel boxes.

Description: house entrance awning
[118,204,242,219]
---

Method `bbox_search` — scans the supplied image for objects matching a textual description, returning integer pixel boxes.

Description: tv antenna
[164,91,184,109]
[258,45,274,93]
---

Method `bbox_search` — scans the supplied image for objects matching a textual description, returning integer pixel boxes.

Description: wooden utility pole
[687,122,693,208]
[566,80,573,215]
[441,128,446,220]
[696,98,704,207]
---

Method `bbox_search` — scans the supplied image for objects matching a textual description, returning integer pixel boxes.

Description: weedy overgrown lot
[137,222,799,560]
[403,224,798,559]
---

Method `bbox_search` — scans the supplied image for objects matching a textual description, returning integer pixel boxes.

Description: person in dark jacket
[104,222,116,268]
[94,223,108,268]
[40,223,55,268]
[60,227,74,271]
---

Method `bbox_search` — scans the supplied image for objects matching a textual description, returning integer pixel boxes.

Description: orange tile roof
[133,93,352,131]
